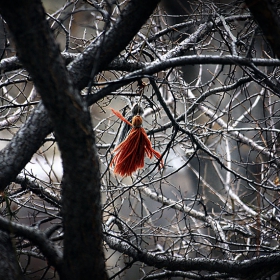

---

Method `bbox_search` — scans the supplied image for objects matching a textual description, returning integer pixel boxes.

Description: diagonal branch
[14,175,61,208]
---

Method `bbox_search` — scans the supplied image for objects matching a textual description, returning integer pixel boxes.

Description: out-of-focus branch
[0,231,26,280]
[245,0,280,58]
[187,87,280,168]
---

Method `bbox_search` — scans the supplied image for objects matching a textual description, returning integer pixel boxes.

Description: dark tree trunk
[245,0,280,58]
[0,0,108,279]
[0,0,160,279]
[0,231,25,280]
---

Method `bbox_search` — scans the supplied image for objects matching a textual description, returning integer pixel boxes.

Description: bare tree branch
[104,225,280,279]
[0,216,62,273]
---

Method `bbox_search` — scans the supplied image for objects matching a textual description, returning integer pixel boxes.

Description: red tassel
[111,108,163,177]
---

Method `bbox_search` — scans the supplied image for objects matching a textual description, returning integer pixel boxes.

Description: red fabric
[111,109,163,177]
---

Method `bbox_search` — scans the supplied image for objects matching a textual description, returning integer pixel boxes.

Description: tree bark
[0,1,107,279]
[0,0,160,279]
[0,231,25,280]
[245,0,280,58]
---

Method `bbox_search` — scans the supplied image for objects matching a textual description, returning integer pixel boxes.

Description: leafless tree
[0,0,280,279]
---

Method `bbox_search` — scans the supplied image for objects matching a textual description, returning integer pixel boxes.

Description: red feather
[111,109,163,177]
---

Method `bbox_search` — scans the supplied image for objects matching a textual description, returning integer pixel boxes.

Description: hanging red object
[110,108,163,177]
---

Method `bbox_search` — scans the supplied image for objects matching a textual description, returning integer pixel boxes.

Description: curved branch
[0,216,63,273]
[0,102,52,189]
[0,231,26,280]
[105,226,280,278]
